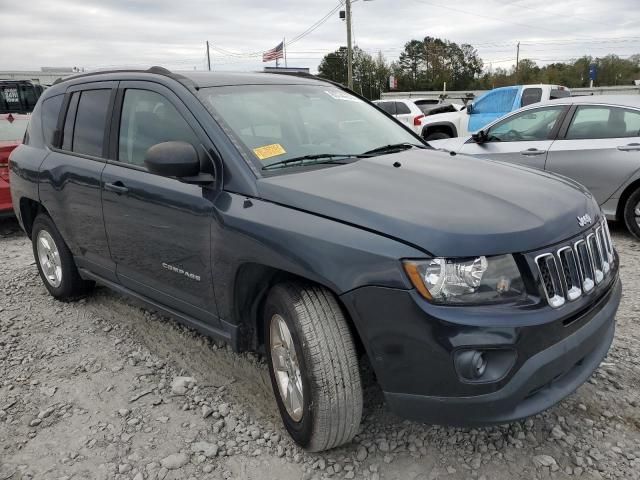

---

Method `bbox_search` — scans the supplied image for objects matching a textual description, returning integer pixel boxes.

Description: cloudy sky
[1,0,639,73]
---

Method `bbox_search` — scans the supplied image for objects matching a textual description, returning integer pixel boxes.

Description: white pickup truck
[420,84,570,140]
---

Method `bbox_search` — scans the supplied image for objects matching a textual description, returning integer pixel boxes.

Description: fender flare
[422,122,458,138]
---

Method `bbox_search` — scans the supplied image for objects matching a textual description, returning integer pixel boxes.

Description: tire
[623,187,640,240]
[31,214,94,300]
[425,131,451,141]
[264,282,363,452]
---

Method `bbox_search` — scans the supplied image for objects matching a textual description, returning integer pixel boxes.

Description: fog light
[454,348,517,384]
[455,350,487,380]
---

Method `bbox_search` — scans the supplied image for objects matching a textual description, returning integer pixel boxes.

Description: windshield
[197,84,420,173]
[0,116,29,142]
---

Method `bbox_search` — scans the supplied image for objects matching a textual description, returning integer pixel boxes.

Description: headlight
[403,255,525,305]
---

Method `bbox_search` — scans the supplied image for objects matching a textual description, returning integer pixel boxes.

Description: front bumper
[341,275,621,426]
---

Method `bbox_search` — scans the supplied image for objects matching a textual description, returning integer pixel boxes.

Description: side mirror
[471,130,488,144]
[466,104,474,114]
[144,141,200,178]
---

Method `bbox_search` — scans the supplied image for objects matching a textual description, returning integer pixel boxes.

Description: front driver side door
[101,81,220,327]
[459,105,568,169]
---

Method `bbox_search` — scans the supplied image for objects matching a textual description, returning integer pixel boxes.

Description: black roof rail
[49,66,198,90]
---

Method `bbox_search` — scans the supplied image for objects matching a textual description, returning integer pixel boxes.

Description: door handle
[520,148,546,156]
[617,143,640,152]
[104,181,129,195]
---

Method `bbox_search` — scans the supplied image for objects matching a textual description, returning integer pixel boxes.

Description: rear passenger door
[101,81,220,325]
[39,82,117,281]
[546,105,640,205]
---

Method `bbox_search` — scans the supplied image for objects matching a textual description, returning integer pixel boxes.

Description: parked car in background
[420,84,571,140]
[0,113,30,216]
[373,98,462,134]
[0,80,44,114]
[429,95,640,239]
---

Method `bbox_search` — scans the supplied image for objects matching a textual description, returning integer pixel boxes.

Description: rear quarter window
[41,94,64,146]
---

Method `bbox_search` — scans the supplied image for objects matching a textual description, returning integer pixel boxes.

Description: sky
[1,0,639,74]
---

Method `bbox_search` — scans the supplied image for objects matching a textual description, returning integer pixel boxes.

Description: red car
[0,113,30,216]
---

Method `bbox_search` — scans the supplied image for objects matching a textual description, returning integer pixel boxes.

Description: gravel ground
[1,216,639,480]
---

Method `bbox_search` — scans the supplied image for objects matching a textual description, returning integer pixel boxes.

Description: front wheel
[264,283,363,452]
[31,214,94,300]
[623,187,640,240]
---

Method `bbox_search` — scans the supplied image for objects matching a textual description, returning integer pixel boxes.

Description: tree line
[317,36,640,100]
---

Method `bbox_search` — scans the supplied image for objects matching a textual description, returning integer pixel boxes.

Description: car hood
[256,149,600,257]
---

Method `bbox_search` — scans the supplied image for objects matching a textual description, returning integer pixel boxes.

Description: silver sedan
[429,95,640,239]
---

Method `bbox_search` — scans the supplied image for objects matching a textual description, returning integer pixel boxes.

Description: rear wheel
[264,282,362,452]
[425,131,451,141]
[623,187,640,240]
[31,214,94,300]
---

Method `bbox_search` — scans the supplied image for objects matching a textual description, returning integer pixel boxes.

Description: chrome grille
[535,220,614,308]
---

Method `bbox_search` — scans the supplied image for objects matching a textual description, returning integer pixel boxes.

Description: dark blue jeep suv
[9,68,621,452]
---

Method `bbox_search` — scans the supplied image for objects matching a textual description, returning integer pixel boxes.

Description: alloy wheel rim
[270,314,304,422]
[635,202,640,229]
[36,230,62,288]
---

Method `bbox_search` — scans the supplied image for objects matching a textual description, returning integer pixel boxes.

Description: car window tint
[72,89,111,157]
[41,94,64,146]
[489,106,564,142]
[473,88,518,114]
[376,102,396,115]
[62,92,79,151]
[521,88,542,107]
[395,102,411,115]
[118,89,199,167]
[567,106,640,139]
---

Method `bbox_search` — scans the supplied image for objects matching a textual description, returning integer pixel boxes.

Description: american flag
[262,41,284,62]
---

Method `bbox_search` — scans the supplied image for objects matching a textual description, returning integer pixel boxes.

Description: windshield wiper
[362,142,427,156]
[262,154,363,171]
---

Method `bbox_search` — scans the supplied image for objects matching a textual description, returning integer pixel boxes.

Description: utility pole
[346,0,353,90]
[515,41,520,84]
[206,41,211,71]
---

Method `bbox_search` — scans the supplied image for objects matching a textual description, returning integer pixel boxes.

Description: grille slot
[574,239,595,293]
[535,222,614,308]
[587,233,604,284]
[535,253,565,308]
[557,247,582,301]
[595,227,610,275]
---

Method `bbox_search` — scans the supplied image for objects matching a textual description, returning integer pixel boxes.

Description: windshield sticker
[253,143,286,160]
[324,90,359,102]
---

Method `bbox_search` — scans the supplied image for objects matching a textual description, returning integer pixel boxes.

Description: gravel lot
[1,216,639,480]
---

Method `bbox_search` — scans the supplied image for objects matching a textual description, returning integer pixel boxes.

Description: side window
[395,102,411,115]
[41,94,64,146]
[566,106,640,140]
[473,88,518,114]
[376,102,396,115]
[521,88,542,107]
[61,92,79,151]
[118,89,199,167]
[488,106,564,142]
[625,109,640,136]
[70,89,111,157]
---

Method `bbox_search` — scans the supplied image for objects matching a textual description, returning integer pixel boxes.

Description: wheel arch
[19,197,49,238]
[233,262,365,356]
[615,177,640,222]
[422,121,458,138]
